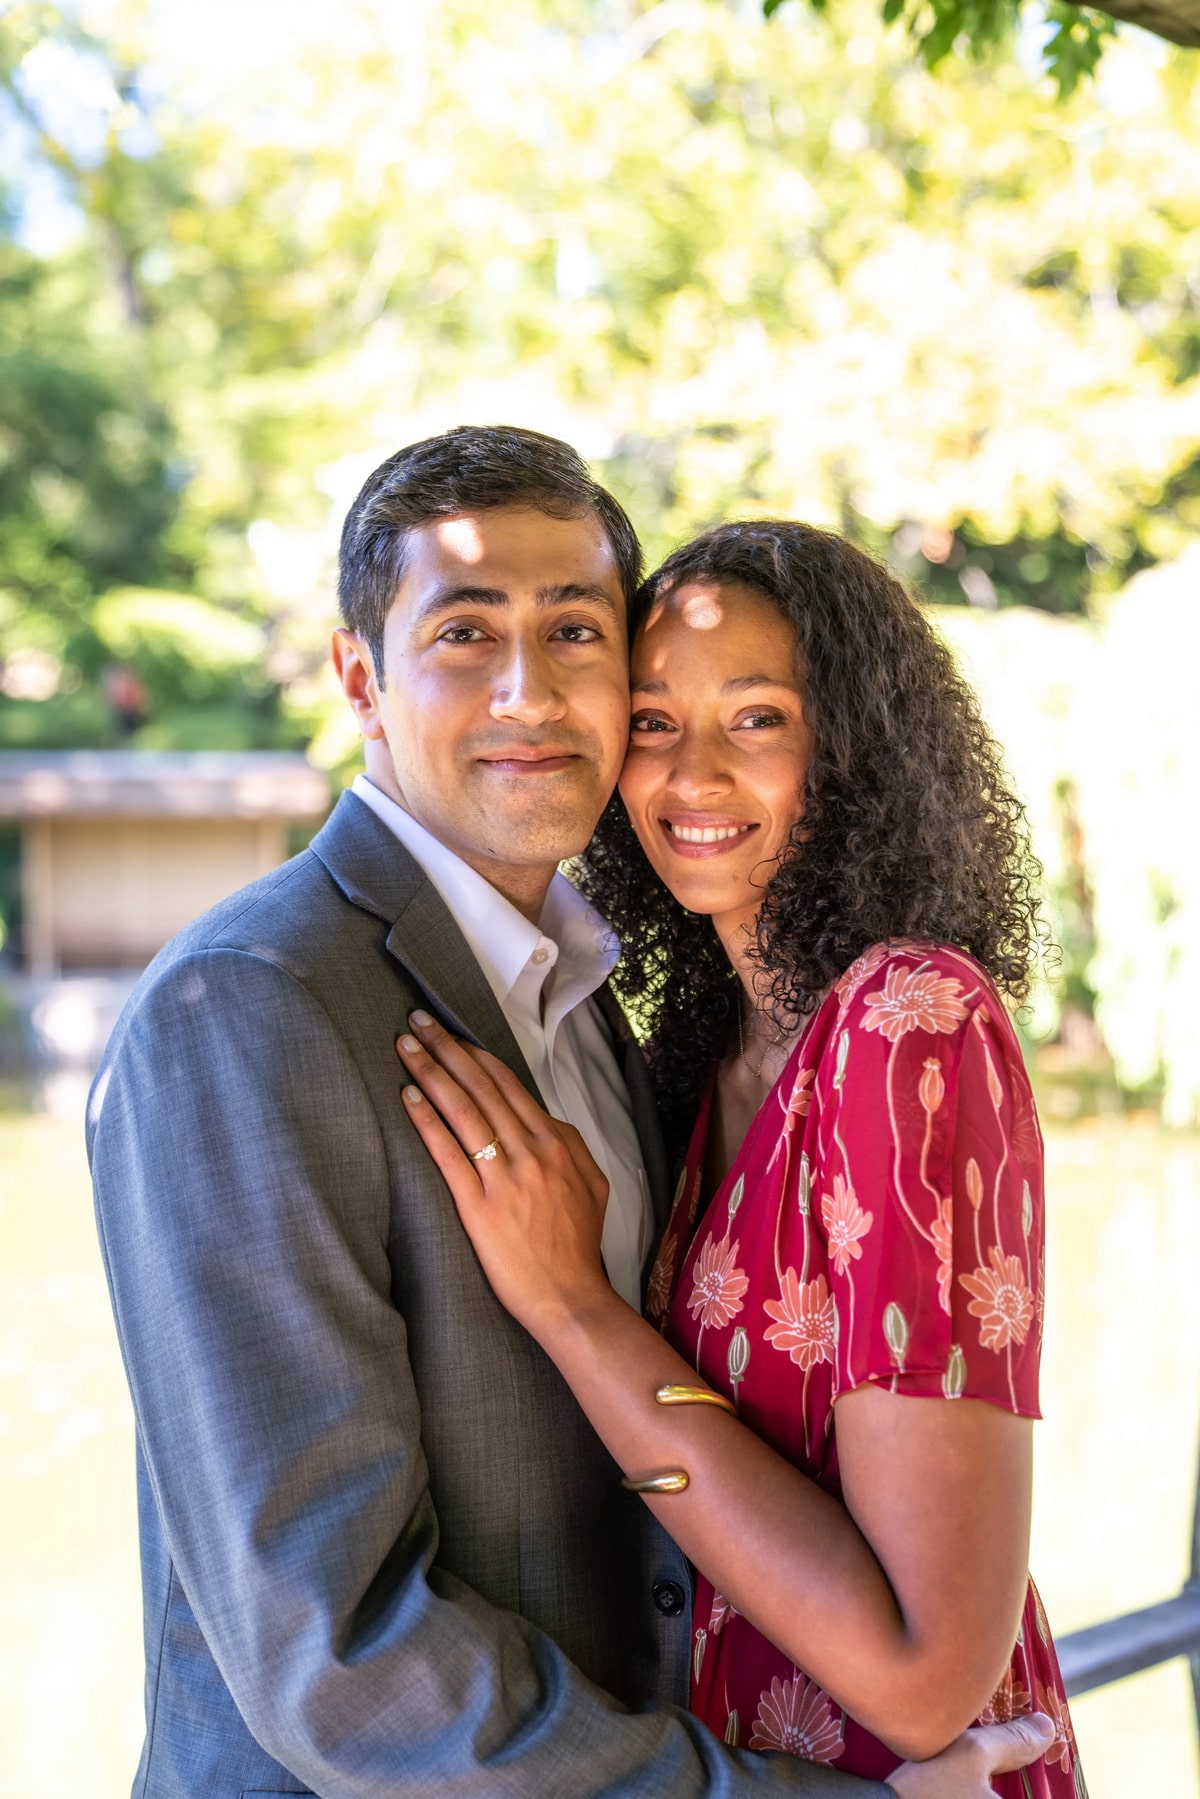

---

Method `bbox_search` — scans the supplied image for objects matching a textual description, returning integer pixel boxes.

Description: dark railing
[1056,1449,1200,1733]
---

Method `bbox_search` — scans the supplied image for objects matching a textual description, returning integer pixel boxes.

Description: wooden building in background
[0,751,332,977]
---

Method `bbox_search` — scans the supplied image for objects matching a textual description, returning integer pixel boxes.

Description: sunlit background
[2,0,1199,1794]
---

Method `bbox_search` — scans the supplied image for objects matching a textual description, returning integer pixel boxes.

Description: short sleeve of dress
[817,947,1044,1418]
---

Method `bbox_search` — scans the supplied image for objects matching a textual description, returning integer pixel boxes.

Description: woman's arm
[398,1016,1031,1763]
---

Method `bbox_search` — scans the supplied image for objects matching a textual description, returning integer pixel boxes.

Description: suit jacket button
[652,1580,686,1616]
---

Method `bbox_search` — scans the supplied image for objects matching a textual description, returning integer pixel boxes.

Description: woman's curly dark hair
[575,520,1045,1148]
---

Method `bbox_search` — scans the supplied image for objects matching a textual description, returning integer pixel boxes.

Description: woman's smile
[659,814,759,855]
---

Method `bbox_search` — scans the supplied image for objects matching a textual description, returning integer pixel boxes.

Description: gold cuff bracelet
[654,1383,737,1416]
[621,1470,690,1494]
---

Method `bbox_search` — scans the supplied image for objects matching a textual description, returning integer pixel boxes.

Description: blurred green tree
[2,0,1200,1108]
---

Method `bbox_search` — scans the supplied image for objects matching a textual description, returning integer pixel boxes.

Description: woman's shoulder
[829,939,1002,1041]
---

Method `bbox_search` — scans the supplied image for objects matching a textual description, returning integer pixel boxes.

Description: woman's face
[619,578,812,944]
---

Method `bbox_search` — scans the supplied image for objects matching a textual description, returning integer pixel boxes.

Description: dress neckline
[684,992,830,1225]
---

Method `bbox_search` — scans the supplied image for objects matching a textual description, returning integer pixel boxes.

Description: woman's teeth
[668,823,752,844]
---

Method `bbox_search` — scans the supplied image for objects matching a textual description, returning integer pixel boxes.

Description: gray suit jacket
[89,791,891,1799]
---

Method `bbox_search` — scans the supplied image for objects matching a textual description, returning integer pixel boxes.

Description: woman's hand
[397,1011,620,1341]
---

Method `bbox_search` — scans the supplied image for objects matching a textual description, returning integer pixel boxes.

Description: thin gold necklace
[736,1002,790,1081]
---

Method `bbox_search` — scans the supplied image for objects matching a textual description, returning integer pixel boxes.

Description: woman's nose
[666,729,732,800]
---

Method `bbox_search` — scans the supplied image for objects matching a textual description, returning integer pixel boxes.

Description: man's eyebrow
[535,582,621,618]
[414,584,509,622]
[632,674,795,696]
[414,582,621,622]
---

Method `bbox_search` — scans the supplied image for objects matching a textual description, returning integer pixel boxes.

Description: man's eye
[554,622,601,643]
[438,625,489,644]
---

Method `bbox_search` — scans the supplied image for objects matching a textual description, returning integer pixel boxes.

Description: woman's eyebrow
[722,674,795,693]
[631,674,794,696]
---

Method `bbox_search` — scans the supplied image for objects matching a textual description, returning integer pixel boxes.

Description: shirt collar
[351,775,616,1012]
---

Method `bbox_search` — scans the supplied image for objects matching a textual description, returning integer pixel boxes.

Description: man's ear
[331,628,387,741]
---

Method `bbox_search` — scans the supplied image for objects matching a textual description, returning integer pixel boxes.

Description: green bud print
[883,1301,909,1370]
[943,1342,967,1398]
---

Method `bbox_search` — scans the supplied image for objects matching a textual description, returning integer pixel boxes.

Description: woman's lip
[658,818,759,858]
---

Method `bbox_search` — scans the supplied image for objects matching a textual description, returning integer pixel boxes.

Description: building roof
[0,751,332,821]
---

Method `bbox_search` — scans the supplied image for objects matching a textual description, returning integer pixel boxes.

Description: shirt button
[531,948,550,965]
[652,1580,686,1617]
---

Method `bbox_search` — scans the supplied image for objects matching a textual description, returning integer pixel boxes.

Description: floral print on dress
[749,1673,845,1761]
[655,942,1080,1796]
[687,1230,749,1332]
[820,1174,873,1276]
[961,1246,1037,1352]
[763,1270,836,1370]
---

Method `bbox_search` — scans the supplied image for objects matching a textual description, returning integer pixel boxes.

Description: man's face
[334,506,630,907]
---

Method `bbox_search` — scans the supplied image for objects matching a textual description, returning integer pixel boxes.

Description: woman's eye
[630,714,675,734]
[739,710,785,729]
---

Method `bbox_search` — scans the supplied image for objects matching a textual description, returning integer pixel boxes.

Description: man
[89,425,1052,1798]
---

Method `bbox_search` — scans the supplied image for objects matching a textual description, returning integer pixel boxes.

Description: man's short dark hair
[338,425,642,676]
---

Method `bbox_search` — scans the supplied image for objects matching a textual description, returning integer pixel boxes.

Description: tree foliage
[765,0,1196,96]
[2,0,1200,1106]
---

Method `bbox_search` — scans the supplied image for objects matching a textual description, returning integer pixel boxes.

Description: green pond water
[1,1091,1197,1798]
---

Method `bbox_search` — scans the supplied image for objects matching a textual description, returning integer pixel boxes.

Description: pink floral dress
[647,942,1084,1796]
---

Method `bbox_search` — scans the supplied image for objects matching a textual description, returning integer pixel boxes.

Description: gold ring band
[655,1384,737,1416]
[469,1137,500,1162]
[621,1470,690,1494]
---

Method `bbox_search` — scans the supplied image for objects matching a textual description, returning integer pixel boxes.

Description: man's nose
[489,640,566,727]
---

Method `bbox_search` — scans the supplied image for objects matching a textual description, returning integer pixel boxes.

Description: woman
[396,522,1082,1794]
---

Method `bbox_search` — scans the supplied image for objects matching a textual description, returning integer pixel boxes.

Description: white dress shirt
[352,775,652,1308]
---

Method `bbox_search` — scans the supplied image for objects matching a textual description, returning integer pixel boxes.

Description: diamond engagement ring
[469,1137,501,1162]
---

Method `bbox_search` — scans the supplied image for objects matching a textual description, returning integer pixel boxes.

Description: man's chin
[471,797,603,868]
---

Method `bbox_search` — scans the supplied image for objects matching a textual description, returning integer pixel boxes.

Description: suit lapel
[310,792,539,1099]
[313,794,672,1274]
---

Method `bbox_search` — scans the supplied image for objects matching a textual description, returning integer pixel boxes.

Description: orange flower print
[960,1246,1035,1352]
[646,1230,678,1320]
[919,1057,945,1115]
[979,1665,1033,1724]
[708,1590,738,1635]
[834,943,890,1007]
[1035,1680,1076,1772]
[931,1194,954,1314]
[764,1271,836,1371]
[821,1174,873,1277]
[687,1230,750,1331]
[782,1066,814,1126]
[749,1673,845,1761]
[964,1157,984,1210]
[861,965,968,1043]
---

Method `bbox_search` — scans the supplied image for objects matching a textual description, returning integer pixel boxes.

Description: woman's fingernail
[399,1034,421,1054]
[402,1085,424,1104]
[410,1009,434,1028]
